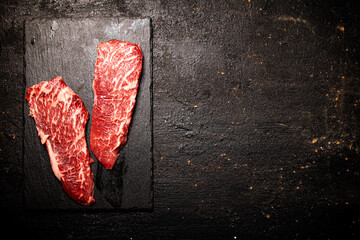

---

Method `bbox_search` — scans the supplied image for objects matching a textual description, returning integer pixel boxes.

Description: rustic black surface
[24,18,152,210]
[1,0,360,239]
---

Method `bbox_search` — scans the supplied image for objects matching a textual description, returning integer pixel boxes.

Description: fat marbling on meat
[90,40,143,169]
[25,76,95,205]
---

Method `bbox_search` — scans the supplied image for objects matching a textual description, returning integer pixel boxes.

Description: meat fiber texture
[90,40,143,169]
[25,77,95,205]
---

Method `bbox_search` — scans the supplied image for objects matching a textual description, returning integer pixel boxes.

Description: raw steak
[25,77,95,205]
[90,40,143,169]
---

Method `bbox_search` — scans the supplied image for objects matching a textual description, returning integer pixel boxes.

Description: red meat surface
[25,76,95,205]
[90,40,143,169]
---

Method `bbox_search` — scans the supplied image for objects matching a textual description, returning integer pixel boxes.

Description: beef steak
[90,40,143,169]
[25,76,95,205]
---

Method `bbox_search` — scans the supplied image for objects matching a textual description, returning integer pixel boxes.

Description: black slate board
[24,18,152,210]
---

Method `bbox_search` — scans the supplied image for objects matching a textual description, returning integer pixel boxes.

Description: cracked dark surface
[1,0,360,239]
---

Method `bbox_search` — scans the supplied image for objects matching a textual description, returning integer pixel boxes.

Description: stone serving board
[24,18,152,210]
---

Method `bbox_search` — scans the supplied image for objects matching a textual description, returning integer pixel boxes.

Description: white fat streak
[113,122,125,151]
[71,107,83,129]
[123,65,136,80]
[68,131,85,150]
[130,95,136,106]
[111,97,136,152]
[124,54,138,62]
[30,85,51,144]
[38,83,52,96]
[112,65,136,90]
[51,87,71,108]
[109,48,137,71]
[122,79,137,91]
[107,49,118,64]
[105,45,135,64]
[46,140,61,181]
[111,60,123,70]
[40,133,49,144]
[123,46,135,56]
[76,162,85,184]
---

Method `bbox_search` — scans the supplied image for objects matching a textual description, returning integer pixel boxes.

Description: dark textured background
[1,0,359,239]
